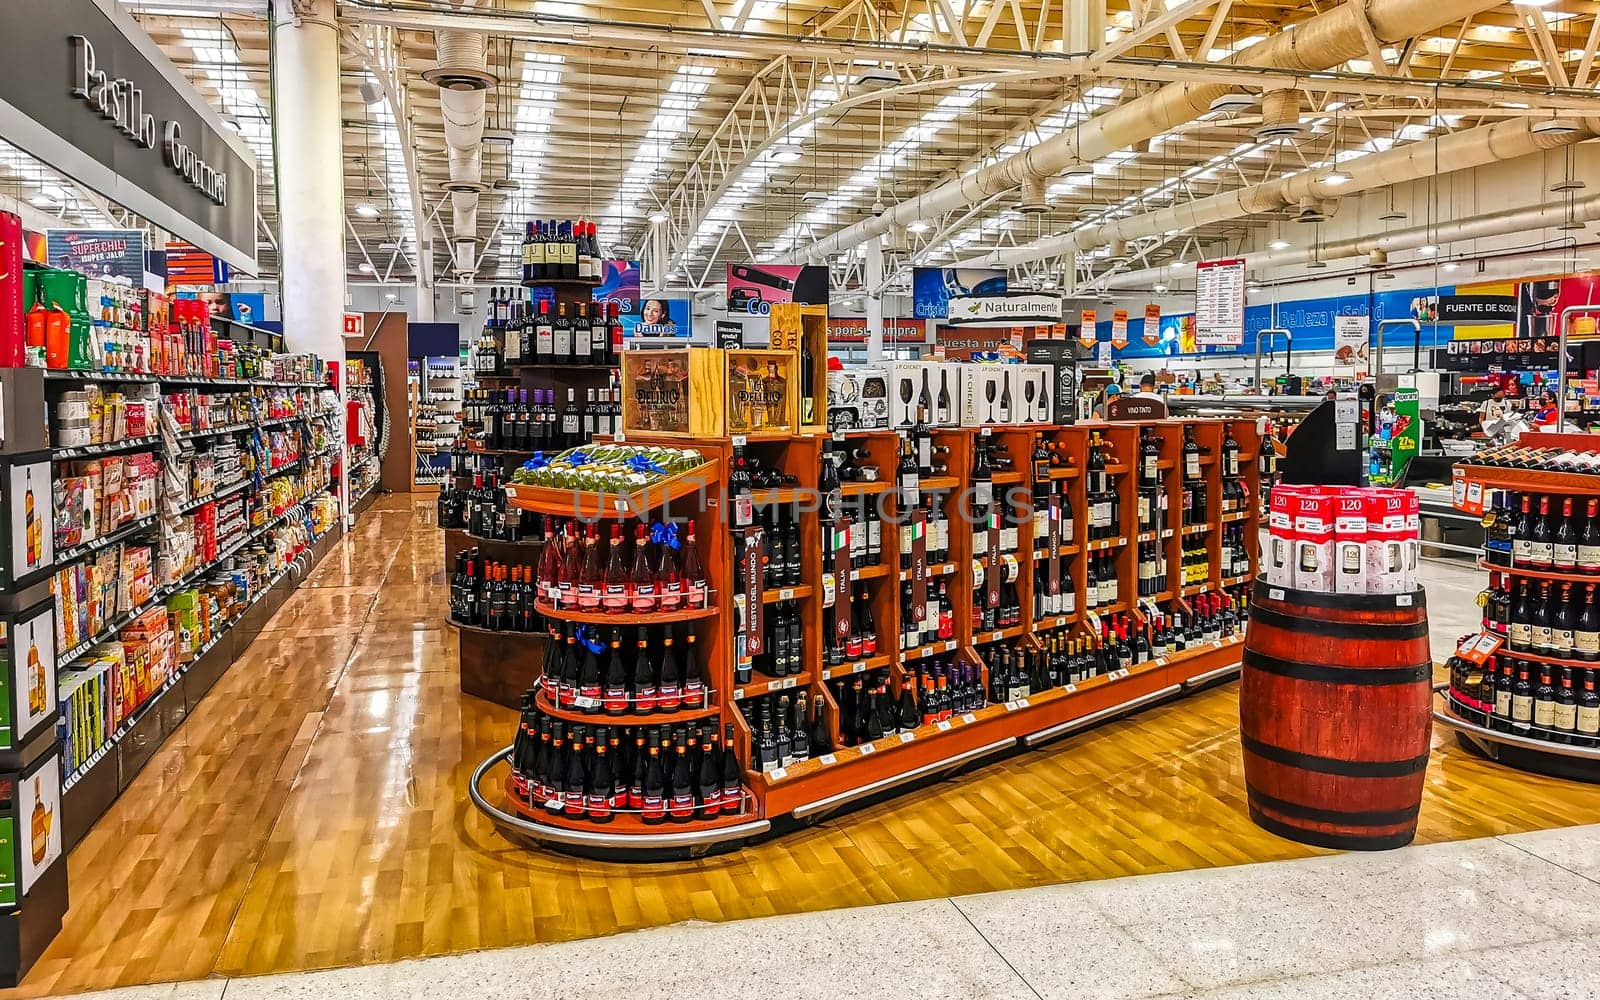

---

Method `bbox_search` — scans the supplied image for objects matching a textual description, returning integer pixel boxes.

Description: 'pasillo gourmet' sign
[945,292,1063,326]
[71,35,227,205]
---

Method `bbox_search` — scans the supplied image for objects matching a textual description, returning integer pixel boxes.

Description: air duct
[956,117,1594,271]
[1018,177,1048,215]
[1252,89,1306,140]
[425,22,497,276]
[784,0,1509,264]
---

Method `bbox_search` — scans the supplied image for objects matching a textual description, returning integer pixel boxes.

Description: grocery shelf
[175,421,251,443]
[54,513,159,566]
[532,599,717,625]
[732,670,813,700]
[53,434,161,461]
[175,477,251,516]
[1478,559,1600,584]
[817,655,892,683]
[762,584,813,604]
[532,688,719,727]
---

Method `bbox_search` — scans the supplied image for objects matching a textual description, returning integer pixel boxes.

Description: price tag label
[819,753,838,766]
[1004,700,1020,712]
[899,732,915,744]
[732,688,746,701]
[1396,594,1414,607]
[860,742,876,755]
[1064,683,1077,693]
[771,767,788,780]
[1269,588,1285,601]
[937,720,952,731]
[1113,669,1129,679]
[1155,657,1168,667]
[1460,631,1504,665]
[779,587,795,601]
[822,572,837,608]
[911,510,928,623]
[833,515,853,638]
[962,713,977,724]
[732,434,748,447]
[944,640,957,651]
[744,526,766,656]
[781,676,797,689]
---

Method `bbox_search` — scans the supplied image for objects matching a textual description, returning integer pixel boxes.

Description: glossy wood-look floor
[11,496,1600,997]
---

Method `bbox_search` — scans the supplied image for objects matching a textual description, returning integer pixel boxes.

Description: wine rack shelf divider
[465,416,1263,855]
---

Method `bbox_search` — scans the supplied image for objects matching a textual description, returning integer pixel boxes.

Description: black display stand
[1279,396,1366,487]
[0,368,68,987]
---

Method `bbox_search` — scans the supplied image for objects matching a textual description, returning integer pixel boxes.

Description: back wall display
[629,297,692,338]
[912,267,1007,319]
[726,264,828,314]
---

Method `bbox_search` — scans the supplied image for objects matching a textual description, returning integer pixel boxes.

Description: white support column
[864,239,885,362]
[271,0,349,522]
[417,246,436,322]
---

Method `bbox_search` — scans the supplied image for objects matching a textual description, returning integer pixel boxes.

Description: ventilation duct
[425,25,497,276]
[1293,200,1329,224]
[1018,178,1048,215]
[1253,89,1306,140]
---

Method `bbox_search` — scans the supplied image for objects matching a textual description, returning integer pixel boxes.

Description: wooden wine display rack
[1438,440,1600,781]
[504,459,720,520]
[467,420,1263,858]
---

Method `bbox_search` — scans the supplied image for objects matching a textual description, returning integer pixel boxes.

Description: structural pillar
[865,239,885,362]
[270,0,349,521]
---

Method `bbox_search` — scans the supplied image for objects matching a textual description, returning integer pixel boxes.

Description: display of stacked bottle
[479,288,622,373]
[449,548,544,633]
[1447,482,1600,748]
[509,709,745,823]
[489,420,1261,836]
[463,386,622,452]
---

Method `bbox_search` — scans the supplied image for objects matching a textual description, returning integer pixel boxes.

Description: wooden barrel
[1240,580,1432,851]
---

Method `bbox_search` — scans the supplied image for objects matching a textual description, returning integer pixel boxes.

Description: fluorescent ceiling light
[1322,170,1352,186]
[1442,262,1460,271]
[648,210,670,223]
[354,203,381,218]
[772,148,803,163]
[384,292,399,301]
[1268,239,1290,250]
[1418,244,1439,255]
[358,263,375,273]
[907,220,931,233]
[1152,283,1169,294]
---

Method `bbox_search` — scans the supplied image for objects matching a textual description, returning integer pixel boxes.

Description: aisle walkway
[50,824,1600,999]
[8,498,1600,998]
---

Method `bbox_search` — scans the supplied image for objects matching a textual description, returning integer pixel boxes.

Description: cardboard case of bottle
[1266,486,1297,586]
[926,363,961,427]
[1291,492,1335,593]
[960,365,1007,426]
[1333,489,1368,594]
[1018,365,1053,424]
[1365,491,1409,594]
[826,367,889,430]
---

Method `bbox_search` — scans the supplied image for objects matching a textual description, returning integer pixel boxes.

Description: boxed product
[119,544,154,610]
[826,367,890,430]
[1291,491,1335,593]
[54,476,91,549]
[961,364,1007,426]
[1014,365,1053,424]
[925,363,961,427]
[885,361,929,428]
[1365,490,1409,595]
[1265,488,1295,586]
[1332,489,1368,595]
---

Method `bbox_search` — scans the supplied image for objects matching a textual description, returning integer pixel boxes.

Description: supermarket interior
[4,0,1600,998]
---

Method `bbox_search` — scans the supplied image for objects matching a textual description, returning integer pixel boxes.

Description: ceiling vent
[1293,201,1328,224]
[1533,117,1581,136]
[1208,92,1259,114]
[855,66,901,90]
[1252,89,1306,140]
[1018,177,1049,215]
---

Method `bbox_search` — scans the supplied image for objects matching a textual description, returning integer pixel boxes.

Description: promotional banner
[911,266,1007,319]
[1078,309,1098,348]
[593,259,640,317]
[165,239,231,285]
[726,264,828,314]
[1334,314,1370,373]
[1142,304,1161,346]
[180,291,264,324]
[46,228,144,280]
[945,292,1062,327]
[1194,257,1247,346]
[1110,309,1129,349]
[1439,293,1517,325]
[630,297,691,338]
[826,317,927,343]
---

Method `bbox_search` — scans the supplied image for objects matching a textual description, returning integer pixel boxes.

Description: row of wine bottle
[1481,490,1600,574]
[439,472,535,543]
[469,387,622,453]
[510,710,744,823]
[1484,572,1600,661]
[1447,657,1600,746]
[536,519,708,614]
[449,551,543,632]
[541,623,706,716]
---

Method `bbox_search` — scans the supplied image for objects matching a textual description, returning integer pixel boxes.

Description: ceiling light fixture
[1442,261,1460,271]
[1322,169,1352,186]
[354,203,381,219]
[648,210,670,224]
[1268,239,1290,250]
[907,220,931,233]
[358,263,376,273]
[1152,282,1169,294]
[1418,243,1439,255]
[773,148,803,163]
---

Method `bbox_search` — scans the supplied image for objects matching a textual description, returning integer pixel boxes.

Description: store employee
[1129,373,1163,402]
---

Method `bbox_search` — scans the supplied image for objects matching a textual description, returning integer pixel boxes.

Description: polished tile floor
[10,499,1599,998]
[46,824,1600,999]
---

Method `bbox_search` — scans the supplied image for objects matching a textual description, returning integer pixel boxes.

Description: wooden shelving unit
[465,416,1262,855]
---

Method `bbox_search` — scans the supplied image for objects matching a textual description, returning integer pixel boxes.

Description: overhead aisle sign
[1194,257,1246,346]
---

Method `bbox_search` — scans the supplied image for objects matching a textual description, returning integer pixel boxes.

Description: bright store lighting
[1442,262,1461,271]
[1418,244,1439,255]
[355,203,381,219]
[1322,170,1352,186]
[648,210,670,223]
[358,263,376,273]
[907,220,932,234]
[1268,239,1291,250]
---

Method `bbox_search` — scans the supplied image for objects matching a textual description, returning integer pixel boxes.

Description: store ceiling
[103,0,1600,293]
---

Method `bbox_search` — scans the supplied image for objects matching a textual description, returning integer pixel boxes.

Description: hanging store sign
[164,238,230,286]
[1194,257,1247,346]
[1142,304,1162,346]
[944,292,1062,327]
[0,0,257,271]
[911,266,1007,319]
[45,228,144,281]
[726,264,828,313]
[1110,309,1129,349]
[1438,293,1518,324]
[1334,315,1369,373]
[1078,309,1098,349]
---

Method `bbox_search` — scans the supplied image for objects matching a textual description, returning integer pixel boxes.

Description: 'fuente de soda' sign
[71,36,228,206]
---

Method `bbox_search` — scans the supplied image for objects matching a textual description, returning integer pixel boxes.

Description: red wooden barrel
[1240,580,1433,851]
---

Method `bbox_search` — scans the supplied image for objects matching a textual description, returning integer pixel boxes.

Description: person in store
[1094,383,1122,419]
[1531,389,1560,428]
[1480,385,1511,437]
[1130,373,1163,402]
